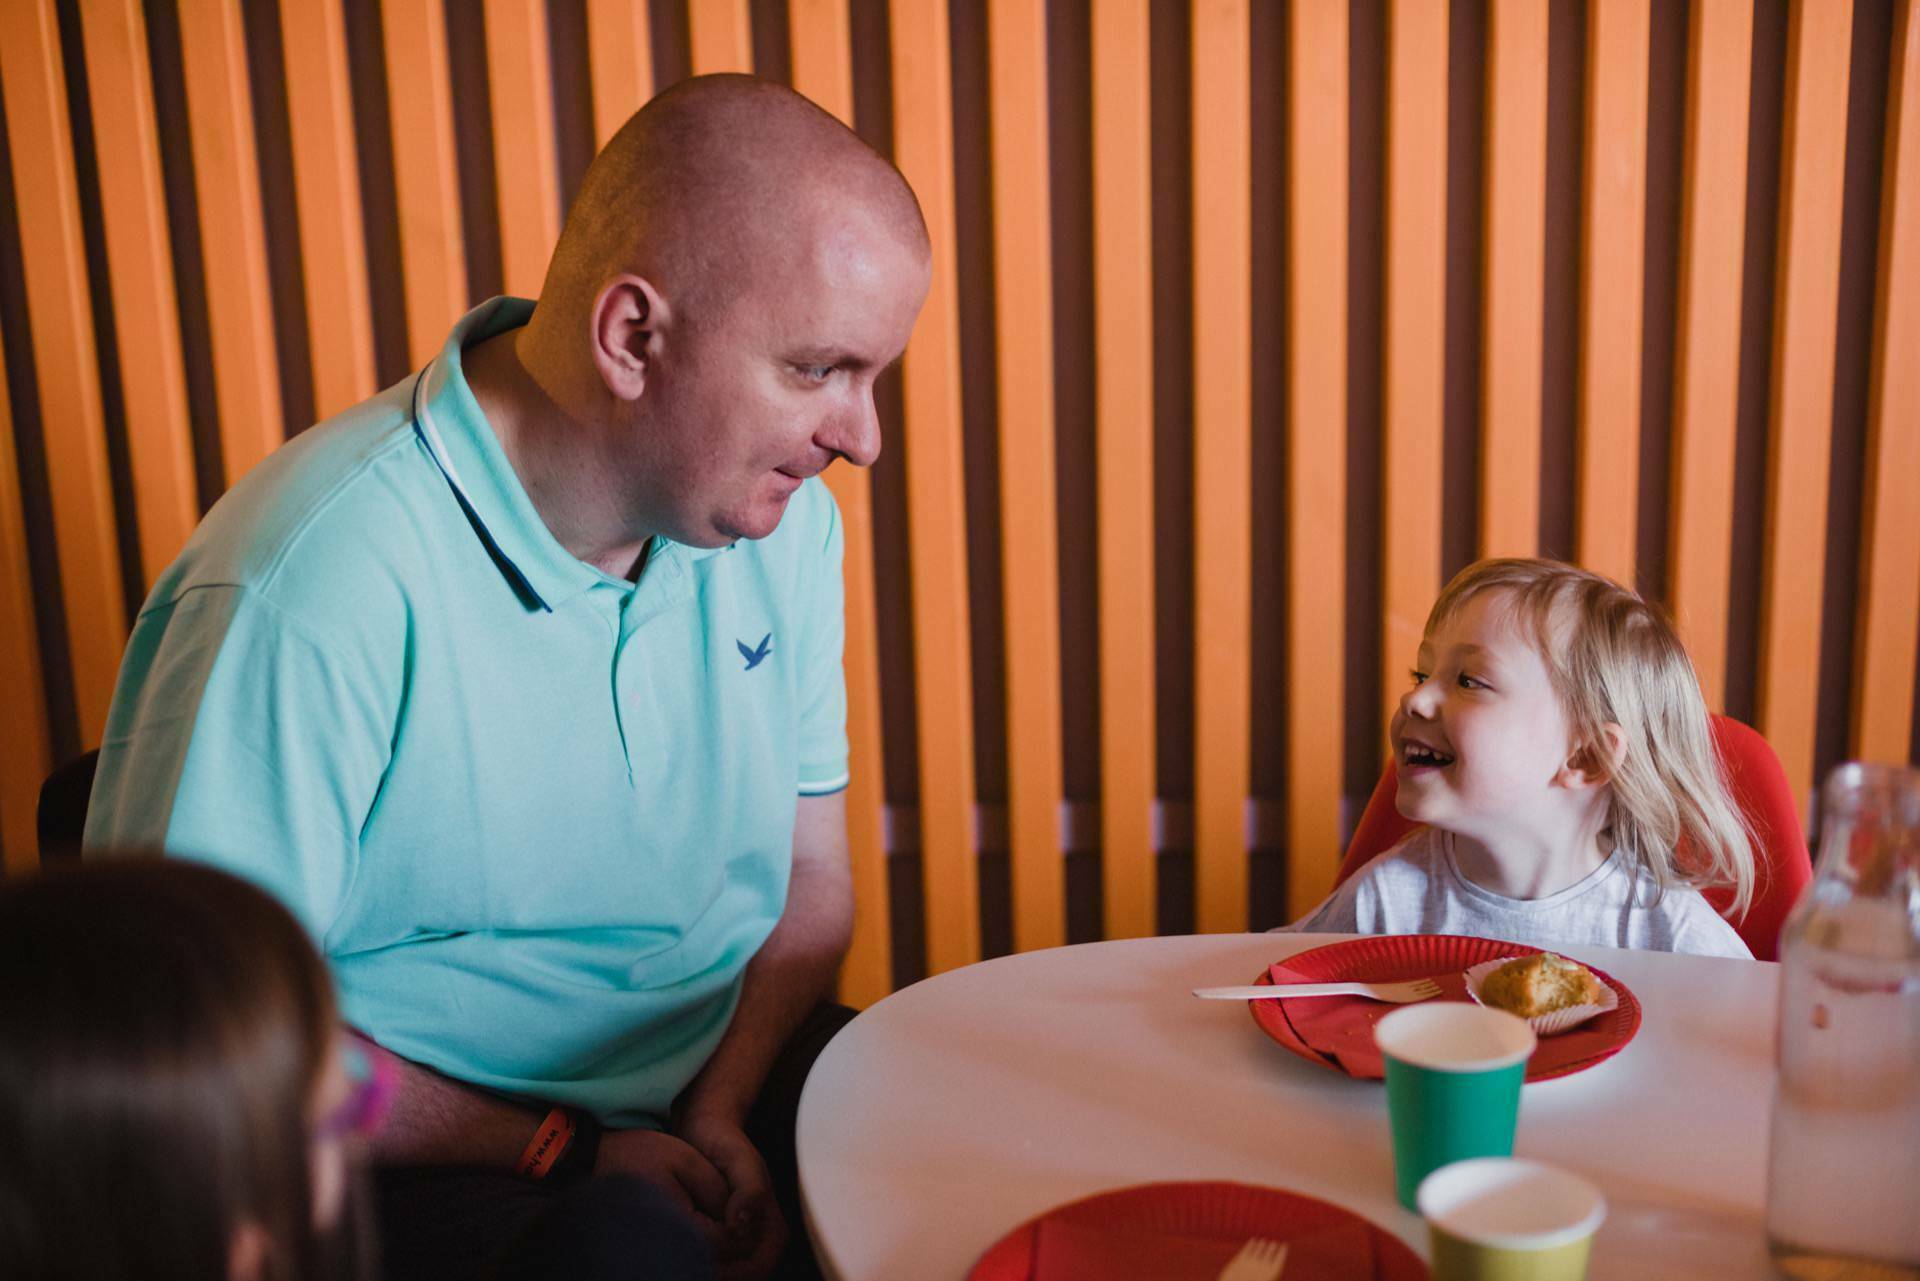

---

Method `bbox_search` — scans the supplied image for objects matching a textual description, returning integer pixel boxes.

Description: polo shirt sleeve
[795,485,850,796]
[85,584,392,944]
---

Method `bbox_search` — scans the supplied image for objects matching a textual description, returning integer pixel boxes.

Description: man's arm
[670,791,855,1273]
[354,1031,731,1226]
[675,791,854,1124]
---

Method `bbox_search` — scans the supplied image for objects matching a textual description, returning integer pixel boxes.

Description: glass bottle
[1766,761,1920,1280]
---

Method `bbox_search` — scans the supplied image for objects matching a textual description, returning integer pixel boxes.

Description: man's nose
[822,388,882,469]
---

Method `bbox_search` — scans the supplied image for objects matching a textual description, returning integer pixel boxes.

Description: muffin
[1477,952,1604,1018]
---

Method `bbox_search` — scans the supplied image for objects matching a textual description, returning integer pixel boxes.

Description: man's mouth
[1401,740,1455,769]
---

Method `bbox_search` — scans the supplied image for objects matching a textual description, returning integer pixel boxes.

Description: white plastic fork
[1191,977,1443,1003]
[1216,1237,1288,1281]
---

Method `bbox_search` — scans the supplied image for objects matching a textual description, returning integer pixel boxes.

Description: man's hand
[593,1127,732,1241]
[675,1112,787,1281]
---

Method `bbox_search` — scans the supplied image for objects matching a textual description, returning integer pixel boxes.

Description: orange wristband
[515,1107,577,1180]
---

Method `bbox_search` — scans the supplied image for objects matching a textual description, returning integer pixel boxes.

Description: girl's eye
[1408,669,1428,688]
[1458,673,1486,691]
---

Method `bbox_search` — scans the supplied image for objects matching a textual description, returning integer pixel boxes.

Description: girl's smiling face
[1390,589,1584,840]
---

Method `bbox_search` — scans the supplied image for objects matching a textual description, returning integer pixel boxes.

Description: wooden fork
[1191,977,1443,1003]
[1216,1237,1289,1281]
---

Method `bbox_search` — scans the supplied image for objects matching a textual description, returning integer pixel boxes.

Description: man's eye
[798,364,834,383]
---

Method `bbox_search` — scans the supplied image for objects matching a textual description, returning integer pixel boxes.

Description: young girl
[0,859,385,1281]
[1290,558,1756,958]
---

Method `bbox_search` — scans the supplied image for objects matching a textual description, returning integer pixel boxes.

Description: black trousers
[373,1003,856,1281]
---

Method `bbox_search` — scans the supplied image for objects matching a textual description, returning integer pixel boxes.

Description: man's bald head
[539,74,927,328]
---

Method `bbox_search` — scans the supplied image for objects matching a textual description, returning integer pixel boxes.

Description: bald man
[86,76,931,1281]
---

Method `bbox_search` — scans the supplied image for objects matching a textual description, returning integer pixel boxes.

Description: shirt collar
[412,297,725,609]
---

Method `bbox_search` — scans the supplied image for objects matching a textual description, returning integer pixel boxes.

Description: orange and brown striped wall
[1,0,1915,1005]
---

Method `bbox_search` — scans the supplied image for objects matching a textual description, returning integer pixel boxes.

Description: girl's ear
[1557,723,1628,788]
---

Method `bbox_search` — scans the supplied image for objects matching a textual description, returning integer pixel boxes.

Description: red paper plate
[967,1181,1428,1281]
[1248,935,1641,1083]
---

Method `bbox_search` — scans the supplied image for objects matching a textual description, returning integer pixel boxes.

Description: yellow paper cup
[1417,1157,1606,1281]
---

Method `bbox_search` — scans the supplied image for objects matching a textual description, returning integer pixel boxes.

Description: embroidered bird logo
[737,633,773,671]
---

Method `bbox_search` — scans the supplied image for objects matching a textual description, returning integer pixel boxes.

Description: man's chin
[712,504,789,545]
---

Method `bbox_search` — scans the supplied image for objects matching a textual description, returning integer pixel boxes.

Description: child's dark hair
[0,858,350,1281]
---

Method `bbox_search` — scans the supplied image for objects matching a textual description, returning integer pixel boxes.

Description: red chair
[1331,715,1813,961]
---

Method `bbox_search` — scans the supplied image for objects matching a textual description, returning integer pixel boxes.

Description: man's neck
[1448,802,1612,900]
[462,329,654,579]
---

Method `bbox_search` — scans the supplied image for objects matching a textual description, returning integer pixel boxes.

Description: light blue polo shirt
[86,298,850,1125]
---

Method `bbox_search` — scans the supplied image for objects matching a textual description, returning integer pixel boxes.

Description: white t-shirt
[1284,826,1752,959]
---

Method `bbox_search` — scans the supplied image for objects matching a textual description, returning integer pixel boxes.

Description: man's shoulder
[151,380,442,619]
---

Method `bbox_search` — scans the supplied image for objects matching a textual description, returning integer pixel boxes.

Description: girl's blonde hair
[1427,558,1756,918]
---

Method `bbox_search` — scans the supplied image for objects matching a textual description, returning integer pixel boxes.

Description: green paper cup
[1417,1157,1606,1280]
[1374,1003,1537,1210]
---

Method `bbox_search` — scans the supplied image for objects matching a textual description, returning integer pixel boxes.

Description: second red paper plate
[967,1181,1428,1281]
[1248,934,1642,1083]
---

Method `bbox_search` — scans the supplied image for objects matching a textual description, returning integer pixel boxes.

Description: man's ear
[1557,723,1628,789]
[590,275,667,402]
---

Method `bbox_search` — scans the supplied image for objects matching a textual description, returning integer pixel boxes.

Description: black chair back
[36,749,99,864]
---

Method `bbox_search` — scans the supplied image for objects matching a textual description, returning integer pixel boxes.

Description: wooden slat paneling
[1479,0,1549,559]
[1576,0,1652,586]
[484,0,562,300]
[0,0,128,744]
[1668,0,1755,710]
[989,0,1066,952]
[889,0,980,975]
[75,0,198,582]
[382,0,468,367]
[689,0,753,76]
[0,319,53,873]
[1382,0,1449,735]
[280,0,377,419]
[1759,0,1854,818]
[1192,0,1252,934]
[790,0,893,1006]
[1286,0,1348,915]
[176,0,283,482]
[1853,0,1920,763]
[1092,0,1157,939]
[587,0,654,148]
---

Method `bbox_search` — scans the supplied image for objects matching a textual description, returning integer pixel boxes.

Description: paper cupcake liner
[1463,956,1617,1036]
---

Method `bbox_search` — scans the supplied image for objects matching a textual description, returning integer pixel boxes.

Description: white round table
[797,933,1781,1280]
